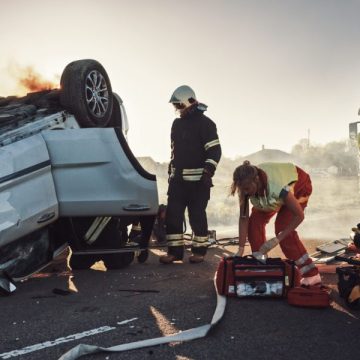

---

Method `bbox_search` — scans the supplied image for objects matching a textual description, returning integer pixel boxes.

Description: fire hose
[58,277,226,360]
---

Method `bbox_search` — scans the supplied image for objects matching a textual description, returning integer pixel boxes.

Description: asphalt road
[0,244,359,360]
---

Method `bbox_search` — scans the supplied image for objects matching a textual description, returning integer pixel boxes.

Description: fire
[18,66,58,92]
[7,62,60,96]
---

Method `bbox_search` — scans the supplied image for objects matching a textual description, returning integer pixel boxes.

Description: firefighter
[159,85,221,264]
[231,160,321,286]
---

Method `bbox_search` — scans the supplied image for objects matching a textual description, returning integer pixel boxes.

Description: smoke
[18,67,57,92]
[6,62,59,95]
[299,176,360,242]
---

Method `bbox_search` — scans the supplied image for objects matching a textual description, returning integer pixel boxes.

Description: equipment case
[287,285,330,308]
[216,255,300,298]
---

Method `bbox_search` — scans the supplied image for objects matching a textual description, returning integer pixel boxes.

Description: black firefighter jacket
[168,104,222,182]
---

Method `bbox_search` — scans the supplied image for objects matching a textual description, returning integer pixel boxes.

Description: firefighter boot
[159,254,177,264]
[159,253,183,264]
[160,244,184,264]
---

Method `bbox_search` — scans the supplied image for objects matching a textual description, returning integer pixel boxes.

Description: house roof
[240,148,298,165]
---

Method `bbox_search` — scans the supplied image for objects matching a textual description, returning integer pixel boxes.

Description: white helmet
[169,85,197,108]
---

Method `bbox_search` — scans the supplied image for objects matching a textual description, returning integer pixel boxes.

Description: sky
[1,0,360,162]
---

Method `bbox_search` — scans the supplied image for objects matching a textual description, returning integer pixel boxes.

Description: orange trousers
[248,167,318,278]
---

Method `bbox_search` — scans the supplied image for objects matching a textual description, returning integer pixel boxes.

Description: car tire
[102,252,135,270]
[60,59,113,127]
[137,249,149,263]
[69,254,97,270]
[67,217,135,269]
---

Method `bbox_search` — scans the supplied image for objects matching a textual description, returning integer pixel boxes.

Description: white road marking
[116,317,138,325]
[0,326,116,359]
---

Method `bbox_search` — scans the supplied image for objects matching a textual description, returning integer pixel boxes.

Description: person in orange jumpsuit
[231,160,321,286]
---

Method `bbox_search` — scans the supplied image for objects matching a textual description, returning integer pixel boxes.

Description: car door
[42,127,158,217]
[0,134,58,246]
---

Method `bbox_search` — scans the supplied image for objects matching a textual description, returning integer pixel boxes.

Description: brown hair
[230,160,266,196]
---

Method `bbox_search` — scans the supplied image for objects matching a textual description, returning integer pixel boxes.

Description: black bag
[336,266,360,310]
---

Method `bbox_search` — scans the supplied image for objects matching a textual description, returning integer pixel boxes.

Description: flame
[17,66,59,92]
[18,66,58,92]
[7,62,60,96]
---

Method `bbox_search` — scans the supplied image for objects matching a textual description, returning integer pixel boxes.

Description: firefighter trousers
[165,179,210,259]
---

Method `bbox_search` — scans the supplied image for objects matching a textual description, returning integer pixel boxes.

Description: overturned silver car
[0,59,158,294]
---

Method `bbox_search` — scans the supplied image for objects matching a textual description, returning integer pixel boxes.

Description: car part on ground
[0,271,16,296]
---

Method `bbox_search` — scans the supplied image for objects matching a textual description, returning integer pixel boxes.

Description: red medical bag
[216,255,300,298]
[287,285,330,308]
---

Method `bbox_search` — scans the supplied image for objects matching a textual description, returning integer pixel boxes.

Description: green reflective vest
[250,162,298,212]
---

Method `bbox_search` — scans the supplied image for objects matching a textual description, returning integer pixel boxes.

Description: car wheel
[102,251,135,270]
[67,217,135,269]
[60,59,113,127]
[137,249,149,263]
[69,254,97,270]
